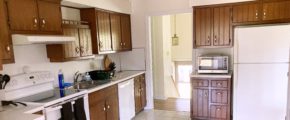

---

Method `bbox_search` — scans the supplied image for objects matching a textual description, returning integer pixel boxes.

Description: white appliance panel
[118,79,135,120]
[234,25,290,63]
[234,64,288,120]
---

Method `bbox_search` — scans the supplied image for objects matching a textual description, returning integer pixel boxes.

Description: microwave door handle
[45,106,63,113]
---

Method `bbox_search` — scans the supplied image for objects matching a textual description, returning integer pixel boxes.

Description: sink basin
[71,80,111,90]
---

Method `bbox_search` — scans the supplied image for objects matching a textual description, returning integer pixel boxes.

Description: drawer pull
[217,83,222,86]
[103,107,106,111]
[217,92,222,95]
[217,108,221,111]
[107,105,110,109]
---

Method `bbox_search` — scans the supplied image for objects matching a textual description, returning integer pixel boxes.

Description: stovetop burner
[15,88,82,104]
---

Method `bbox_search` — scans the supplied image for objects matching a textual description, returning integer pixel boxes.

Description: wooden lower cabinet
[89,85,119,120]
[134,74,147,114]
[191,77,232,120]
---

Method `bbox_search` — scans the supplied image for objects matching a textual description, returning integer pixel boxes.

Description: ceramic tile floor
[133,109,191,120]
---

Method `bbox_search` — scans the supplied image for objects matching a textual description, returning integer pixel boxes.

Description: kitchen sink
[71,80,111,90]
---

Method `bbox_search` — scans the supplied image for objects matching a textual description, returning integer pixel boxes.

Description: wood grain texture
[37,0,62,33]
[79,27,93,57]
[191,77,232,120]
[97,10,112,52]
[120,14,132,51]
[6,0,39,31]
[154,98,190,112]
[134,74,147,114]
[0,0,14,64]
[110,13,122,51]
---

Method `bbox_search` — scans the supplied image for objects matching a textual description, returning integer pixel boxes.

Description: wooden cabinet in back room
[194,6,232,48]
[5,0,62,34]
[232,2,260,24]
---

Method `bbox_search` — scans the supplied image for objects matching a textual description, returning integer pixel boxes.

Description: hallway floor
[154,98,190,112]
[133,110,190,120]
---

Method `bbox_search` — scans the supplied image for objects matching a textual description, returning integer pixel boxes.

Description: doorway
[150,13,192,112]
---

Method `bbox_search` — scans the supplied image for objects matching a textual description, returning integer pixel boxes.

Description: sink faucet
[74,71,82,84]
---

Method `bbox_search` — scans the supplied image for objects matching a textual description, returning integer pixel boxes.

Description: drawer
[211,80,228,88]
[211,90,228,104]
[192,80,209,87]
[210,105,228,119]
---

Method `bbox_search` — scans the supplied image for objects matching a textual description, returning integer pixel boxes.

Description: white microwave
[197,56,229,74]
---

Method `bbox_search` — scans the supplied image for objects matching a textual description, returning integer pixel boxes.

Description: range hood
[12,34,75,45]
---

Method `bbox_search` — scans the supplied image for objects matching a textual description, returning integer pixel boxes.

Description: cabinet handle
[75,47,80,54]
[255,10,259,19]
[33,17,38,27]
[263,11,266,19]
[217,92,222,95]
[107,105,110,109]
[120,42,123,46]
[99,41,103,48]
[123,42,126,46]
[207,36,210,43]
[204,93,207,97]
[217,108,221,111]
[103,107,106,111]
[217,83,222,86]
[6,45,11,52]
[41,19,46,28]
[80,46,84,54]
[214,35,217,43]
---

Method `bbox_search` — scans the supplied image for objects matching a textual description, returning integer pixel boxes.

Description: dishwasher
[118,79,135,120]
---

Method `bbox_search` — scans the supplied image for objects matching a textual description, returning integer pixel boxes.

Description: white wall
[171,13,193,61]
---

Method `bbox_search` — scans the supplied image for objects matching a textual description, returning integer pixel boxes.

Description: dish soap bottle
[58,69,64,89]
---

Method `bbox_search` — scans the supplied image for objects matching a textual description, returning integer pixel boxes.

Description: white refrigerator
[234,25,290,120]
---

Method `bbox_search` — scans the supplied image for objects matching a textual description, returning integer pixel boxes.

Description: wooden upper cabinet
[97,11,112,52]
[194,7,212,47]
[62,27,81,59]
[213,6,232,46]
[6,0,62,34]
[6,0,39,31]
[262,1,290,21]
[232,3,260,23]
[79,28,93,57]
[110,13,122,51]
[194,6,232,48]
[37,0,62,33]
[120,14,132,51]
[1,0,14,64]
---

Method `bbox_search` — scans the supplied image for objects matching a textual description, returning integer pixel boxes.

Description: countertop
[87,70,146,93]
[191,72,232,79]
[0,70,145,120]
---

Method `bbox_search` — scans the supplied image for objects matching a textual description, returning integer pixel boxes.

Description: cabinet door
[262,1,290,21]
[62,27,81,58]
[120,14,132,51]
[192,89,209,118]
[211,90,228,104]
[97,11,112,52]
[140,74,147,108]
[194,8,212,47]
[233,3,260,23]
[110,13,122,51]
[37,0,62,33]
[89,99,107,120]
[210,105,228,119]
[1,0,14,63]
[134,76,142,113]
[6,0,39,31]
[79,28,93,57]
[105,94,119,120]
[213,6,232,46]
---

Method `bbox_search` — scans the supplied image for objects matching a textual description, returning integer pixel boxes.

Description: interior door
[37,0,62,33]
[6,0,39,31]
